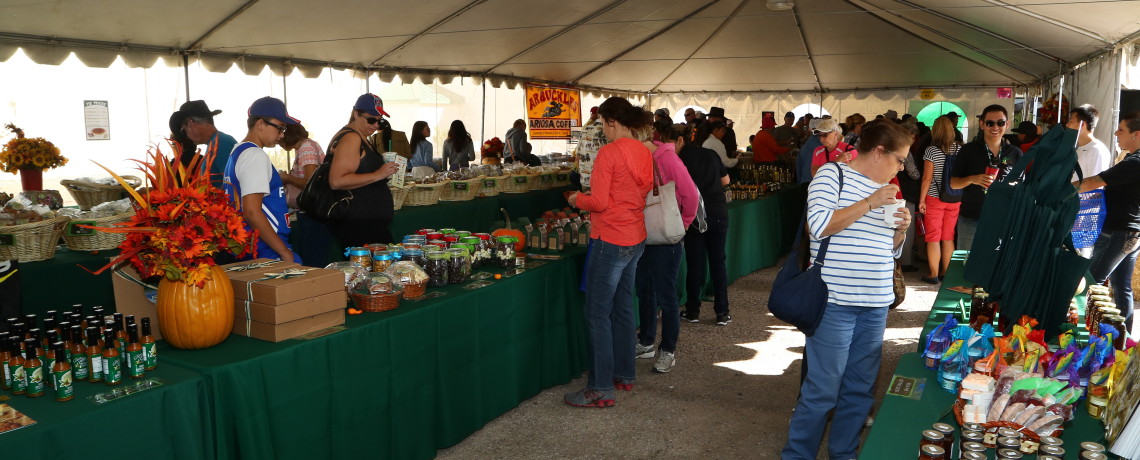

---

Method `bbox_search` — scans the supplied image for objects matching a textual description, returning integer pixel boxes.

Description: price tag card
[886,375,925,400]
[67,220,97,237]
[522,261,547,269]
[540,174,554,183]
[483,179,496,188]
[0,234,13,246]
[556,173,569,181]
[499,268,526,278]
[471,272,494,281]
[453,182,468,191]
[407,291,446,302]
[514,176,528,184]
[463,281,494,290]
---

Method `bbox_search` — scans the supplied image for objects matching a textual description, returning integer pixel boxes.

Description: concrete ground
[436,262,944,460]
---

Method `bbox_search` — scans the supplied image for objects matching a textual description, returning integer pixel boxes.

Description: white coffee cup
[882,199,906,228]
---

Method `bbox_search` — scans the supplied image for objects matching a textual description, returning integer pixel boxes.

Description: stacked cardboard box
[221,259,346,342]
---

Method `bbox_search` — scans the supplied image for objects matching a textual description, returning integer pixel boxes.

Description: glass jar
[496,236,517,268]
[960,432,984,452]
[960,441,986,454]
[426,232,444,241]
[1080,441,1106,454]
[448,248,470,284]
[996,436,1020,451]
[1038,436,1062,448]
[460,237,482,268]
[996,428,1020,440]
[1038,445,1064,458]
[425,250,450,287]
[960,452,987,460]
[1105,314,1127,349]
[918,444,944,460]
[347,247,371,268]
[996,448,1022,459]
[474,233,493,268]
[372,252,394,273]
[931,423,955,453]
[920,430,944,451]
[401,248,426,268]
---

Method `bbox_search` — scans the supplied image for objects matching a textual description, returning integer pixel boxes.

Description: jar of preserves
[1105,314,1127,349]
[960,452,987,460]
[920,430,945,451]
[996,448,1022,459]
[1038,445,1064,458]
[347,247,371,268]
[460,237,482,267]
[960,441,986,454]
[931,423,955,453]
[496,236,517,268]
[960,432,984,451]
[996,436,1020,451]
[448,248,471,284]
[918,444,945,460]
[1080,441,1106,454]
[372,252,394,273]
[474,233,493,268]
[996,428,1020,439]
[425,250,450,287]
[1038,436,1062,447]
[962,423,984,433]
[401,248,426,268]
[1080,453,1107,460]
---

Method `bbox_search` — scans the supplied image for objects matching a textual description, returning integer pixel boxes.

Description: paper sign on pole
[84,100,110,140]
[525,84,582,140]
[997,87,1013,99]
[919,89,936,100]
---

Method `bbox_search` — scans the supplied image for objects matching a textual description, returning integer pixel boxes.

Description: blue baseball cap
[354,93,390,118]
[247,97,300,125]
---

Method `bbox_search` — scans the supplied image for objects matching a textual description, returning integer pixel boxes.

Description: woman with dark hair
[918,116,962,283]
[442,120,475,171]
[634,121,699,373]
[327,93,402,246]
[781,121,914,460]
[564,97,654,408]
[277,123,335,267]
[408,121,438,172]
[679,122,732,326]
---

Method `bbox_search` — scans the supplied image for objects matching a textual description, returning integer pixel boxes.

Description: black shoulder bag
[766,163,844,337]
[297,130,362,222]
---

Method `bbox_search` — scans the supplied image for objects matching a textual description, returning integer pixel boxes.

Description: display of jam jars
[417,228,435,236]
[426,231,444,240]
[442,235,459,246]
[347,247,371,268]
[496,236,517,268]
[918,444,944,460]
[440,228,456,235]
[459,236,482,267]
[372,251,394,273]
[474,233,493,267]
[447,248,471,284]
[454,230,472,239]
[425,250,450,287]
[401,248,426,267]
[426,240,448,250]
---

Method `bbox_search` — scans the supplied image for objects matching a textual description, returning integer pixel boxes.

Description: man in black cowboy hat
[170,100,238,189]
[707,106,738,158]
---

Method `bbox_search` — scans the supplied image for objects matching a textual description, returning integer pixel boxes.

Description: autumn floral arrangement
[0,123,68,173]
[1036,93,1069,128]
[89,141,256,287]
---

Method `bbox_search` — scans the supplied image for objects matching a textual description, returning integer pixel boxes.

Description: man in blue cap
[223,96,302,263]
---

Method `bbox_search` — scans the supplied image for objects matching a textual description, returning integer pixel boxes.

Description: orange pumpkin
[492,208,526,251]
[157,264,234,349]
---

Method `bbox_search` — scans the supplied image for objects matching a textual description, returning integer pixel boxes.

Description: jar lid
[1080,442,1106,452]
[961,441,986,452]
[440,228,456,234]
[921,430,944,441]
[447,248,469,256]
[1038,445,1064,456]
[997,436,1020,448]
[1038,456,1063,460]
[347,247,370,256]
[961,431,984,441]
[403,248,424,255]
[961,452,987,460]
[996,448,1023,459]
[962,423,984,432]
[1038,436,1063,446]
[427,250,449,260]
[920,444,945,456]
[1080,453,1107,460]
[372,252,393,260]
[931,422,953,433]
[460,236,480,244]
[997,427,1021,438]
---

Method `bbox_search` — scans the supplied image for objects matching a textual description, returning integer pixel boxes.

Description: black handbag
[297,130,360,222]
[766,165,843,336]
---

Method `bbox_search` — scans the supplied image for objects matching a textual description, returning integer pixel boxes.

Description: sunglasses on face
[262,119,287,133]
[363,117,381,125]
[984,120,1007,127]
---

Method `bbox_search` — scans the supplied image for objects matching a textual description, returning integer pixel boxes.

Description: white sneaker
[635,342,655,359]
[653,351,676,373]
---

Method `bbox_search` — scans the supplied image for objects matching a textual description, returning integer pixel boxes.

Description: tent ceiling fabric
[1,0,1137,92]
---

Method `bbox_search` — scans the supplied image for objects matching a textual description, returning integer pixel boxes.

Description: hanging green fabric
[963,125,1089,337]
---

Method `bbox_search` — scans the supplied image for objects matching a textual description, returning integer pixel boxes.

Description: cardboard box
[110,264,164,340]
[231,309,345,342]
[234,290,346,325]
[221,259,343,305]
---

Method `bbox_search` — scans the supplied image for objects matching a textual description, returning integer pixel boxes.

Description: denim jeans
[684,215,730,315]
[636,242,683,353]
[781,303,888,460]
[957,216,978,251]
[1089,230,1139,332]
[583,238,645,391]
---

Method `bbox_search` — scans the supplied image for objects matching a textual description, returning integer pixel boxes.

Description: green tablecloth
[722,186,805,283]
[0,363,213,459]
[860,352,1109,459]
[17,248,117,317]
[157,250,588,460]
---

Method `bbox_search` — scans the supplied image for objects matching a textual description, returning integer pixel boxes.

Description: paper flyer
[0,404,37,435]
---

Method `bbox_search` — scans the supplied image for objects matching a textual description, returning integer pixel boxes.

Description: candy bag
[966,324,995,366]
[1057,323,1078,349]
[938,339,968,392]
[1047,344,1078,380]
[923,315,957,370]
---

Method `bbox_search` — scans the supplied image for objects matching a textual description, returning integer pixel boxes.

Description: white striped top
[806,162,900,307]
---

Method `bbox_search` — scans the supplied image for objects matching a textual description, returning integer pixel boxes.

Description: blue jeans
[636,242,683,353]
[583,238,645,391]
[782,303,888,460]
[1089,230,1139,332]
[684,215,730,314]
[957,216,978,251]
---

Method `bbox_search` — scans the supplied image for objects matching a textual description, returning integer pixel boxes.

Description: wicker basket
[531,173,557,191]
[402,280,427,298]
[952,397,1062,441]
[60,176,142,210]
[500,174,539,194]
[479,175,509,197]
[390,185,411,211]
[349,288,402,312]
[439,177,483,202]
[0,216,69,262]
[62,211,133,251]
[404,181,450,207]
[554,171,572,187]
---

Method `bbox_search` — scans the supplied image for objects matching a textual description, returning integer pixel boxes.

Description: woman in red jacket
[565,97,655,408]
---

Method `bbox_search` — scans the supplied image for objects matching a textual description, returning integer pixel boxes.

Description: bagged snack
[1057,323,1078,349]
[1047,344,1078,380]
[923,315,958,369]
[988,393,1012,422]
[1028,414,1064,436]
[1000,402,1027,422]
[1044,403,1074,421]
[938,339,969,392]
[975,337,1013,375]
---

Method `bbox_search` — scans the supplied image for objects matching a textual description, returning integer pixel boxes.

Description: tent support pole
[481,79,486,145]
[1057,74,1064,125]
[183,54,190,100]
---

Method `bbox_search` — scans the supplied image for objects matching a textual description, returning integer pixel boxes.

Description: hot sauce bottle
[106,320,126,371]
[51,341,73,402]
[23,338,44,397]
[69,325,89,381]
[141,318,157,371]
[8,336,26,395]
[85,327,103,383]
[126,324,144,379]
[57,322,73,362]
[101,329,122,386]
[0,332,10,390]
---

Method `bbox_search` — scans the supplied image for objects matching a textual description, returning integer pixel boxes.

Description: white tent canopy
[2,0,1138,93]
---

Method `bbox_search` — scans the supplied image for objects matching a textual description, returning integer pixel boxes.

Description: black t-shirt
[1099,153,1140,232]
[951,139,1023,219]
[722,126,738,155]
[679,144,728,219]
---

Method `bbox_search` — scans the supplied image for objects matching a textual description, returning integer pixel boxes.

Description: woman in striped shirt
[918,116,963,284]
[780,121,914,460]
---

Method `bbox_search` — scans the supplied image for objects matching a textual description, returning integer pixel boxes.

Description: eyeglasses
[262,119,287,133]
[363,117,381,125]
[984,120,1007,127]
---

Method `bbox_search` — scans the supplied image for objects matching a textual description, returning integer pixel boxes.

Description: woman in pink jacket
[634,120,700,374]
[565,97,654,408]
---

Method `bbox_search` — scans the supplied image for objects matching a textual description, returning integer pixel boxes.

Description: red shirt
[577,138,654,246]
[751,130,790,163]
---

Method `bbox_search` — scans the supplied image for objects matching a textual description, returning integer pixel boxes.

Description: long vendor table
[156,249,588,460]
